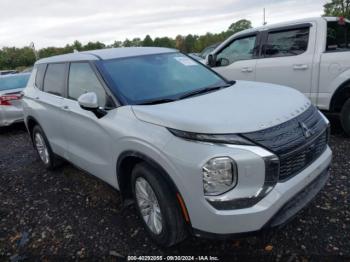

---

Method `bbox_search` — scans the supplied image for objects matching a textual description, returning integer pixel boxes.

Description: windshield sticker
[174,57,198,66]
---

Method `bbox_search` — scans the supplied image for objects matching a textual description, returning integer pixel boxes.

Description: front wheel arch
[116,151,182,202]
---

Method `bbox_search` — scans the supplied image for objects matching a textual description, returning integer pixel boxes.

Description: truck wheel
[341,98,350,137]
[131,162,187,247]
[32,125,61,169]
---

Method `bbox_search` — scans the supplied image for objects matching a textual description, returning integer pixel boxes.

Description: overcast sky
[0,0,327,48]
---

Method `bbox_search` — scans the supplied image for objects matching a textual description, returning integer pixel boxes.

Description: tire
[32,125,60,169]
[341,98,350,137]
[131,162,187,247]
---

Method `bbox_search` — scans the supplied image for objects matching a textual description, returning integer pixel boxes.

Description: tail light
[0,93,23,106]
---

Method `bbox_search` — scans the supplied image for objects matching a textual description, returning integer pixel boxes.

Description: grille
[243,106,328,180]
[279,130,327,180]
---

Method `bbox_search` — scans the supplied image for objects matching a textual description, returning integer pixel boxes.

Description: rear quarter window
[35,64,47,90]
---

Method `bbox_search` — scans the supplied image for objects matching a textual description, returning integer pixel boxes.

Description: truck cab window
[264,28,309,57]
[327,21,350,51]
[215,35,256,66]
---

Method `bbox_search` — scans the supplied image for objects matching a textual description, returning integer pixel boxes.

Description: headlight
[168,128,254,145]
[202,157,238,196]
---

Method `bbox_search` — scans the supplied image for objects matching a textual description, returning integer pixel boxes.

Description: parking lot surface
[0,119,349,261]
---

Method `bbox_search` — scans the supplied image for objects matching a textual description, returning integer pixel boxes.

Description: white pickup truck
[207,17,350,136]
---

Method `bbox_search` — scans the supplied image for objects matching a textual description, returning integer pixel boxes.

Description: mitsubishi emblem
[299,122,313,138]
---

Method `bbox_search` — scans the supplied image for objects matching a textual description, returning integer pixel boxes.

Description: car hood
[131,81,311,134]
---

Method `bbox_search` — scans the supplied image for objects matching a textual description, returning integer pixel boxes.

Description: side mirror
[78,92,98,110]
[207,54,216,67]
[218,57,230,67]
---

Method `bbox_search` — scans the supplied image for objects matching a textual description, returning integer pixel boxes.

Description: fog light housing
[202,157,237,196]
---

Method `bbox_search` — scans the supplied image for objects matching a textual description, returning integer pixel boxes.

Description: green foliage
[0,47,36,70]
[142,35,154,46]
[153,37,175,48]
[324,0,350,18]
[0,19,252,70]
[228,19,252,34]
[111,41,122,48]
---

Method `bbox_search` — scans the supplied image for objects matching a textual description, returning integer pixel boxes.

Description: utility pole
[30,42,39,60]
[263,8,267,26]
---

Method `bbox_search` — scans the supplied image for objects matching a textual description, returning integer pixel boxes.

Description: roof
[36,47,177,64]
[232,16,350,38]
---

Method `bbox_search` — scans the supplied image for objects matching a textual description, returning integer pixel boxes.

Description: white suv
[208,17,350,136]
[22,47,332,246]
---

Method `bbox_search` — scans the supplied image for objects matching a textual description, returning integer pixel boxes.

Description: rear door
[61,62,115,184]
[255,24,315,98]
[211,33,259,81]
[36,63,68,156]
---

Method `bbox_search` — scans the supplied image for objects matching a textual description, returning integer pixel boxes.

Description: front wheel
[341,98,350,137]
[131,163,187,247]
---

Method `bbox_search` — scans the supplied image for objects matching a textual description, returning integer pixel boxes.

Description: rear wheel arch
[26,116,40,142]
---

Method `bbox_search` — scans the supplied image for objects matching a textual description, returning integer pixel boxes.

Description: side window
[326,21,350,51]
[216,35,256,66]
[43,63,66,96]
[68,63,106,107]
[35,64,46,90]
[264,27,309,57]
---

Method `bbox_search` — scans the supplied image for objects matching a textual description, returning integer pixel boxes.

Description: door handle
[35,96,40,100]
[62,105,69,110]
[293,64,308,70]
[241,67,253,72]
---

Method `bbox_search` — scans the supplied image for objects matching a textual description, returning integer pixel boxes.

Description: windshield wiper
[138,98,178,105]
[178,83,232,100]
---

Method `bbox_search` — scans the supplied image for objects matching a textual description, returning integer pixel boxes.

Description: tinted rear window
[0,74,30,91]
[43,63,66,96]
[327,21,350,51]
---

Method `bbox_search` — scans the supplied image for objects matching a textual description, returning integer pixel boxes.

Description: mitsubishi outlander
[22,47,332,246]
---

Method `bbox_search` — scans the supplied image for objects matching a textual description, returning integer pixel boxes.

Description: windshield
[0,74,30,91]
[97,52,227,105]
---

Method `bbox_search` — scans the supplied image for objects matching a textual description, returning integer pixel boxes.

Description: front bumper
[192,165,330,239]
[188,146,332,235]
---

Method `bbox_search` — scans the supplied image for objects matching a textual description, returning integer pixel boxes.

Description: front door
[212,34,258,81]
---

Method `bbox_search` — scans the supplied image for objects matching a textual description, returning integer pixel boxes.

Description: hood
[131,81,311,134]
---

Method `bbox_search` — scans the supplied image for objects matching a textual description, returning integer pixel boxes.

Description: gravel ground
[0,118,349,261]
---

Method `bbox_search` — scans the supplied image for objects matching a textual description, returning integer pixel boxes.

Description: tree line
[0,19,252,70]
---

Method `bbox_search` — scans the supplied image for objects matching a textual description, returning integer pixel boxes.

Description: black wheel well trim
[330,80,350,112]
[116,150,181,197]
[116,150,191,224]
[26,116,40,142]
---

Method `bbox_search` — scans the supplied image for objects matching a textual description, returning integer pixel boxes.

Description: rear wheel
[340,98,350,137]
[32,125,60,169]
[131,163,187,247]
